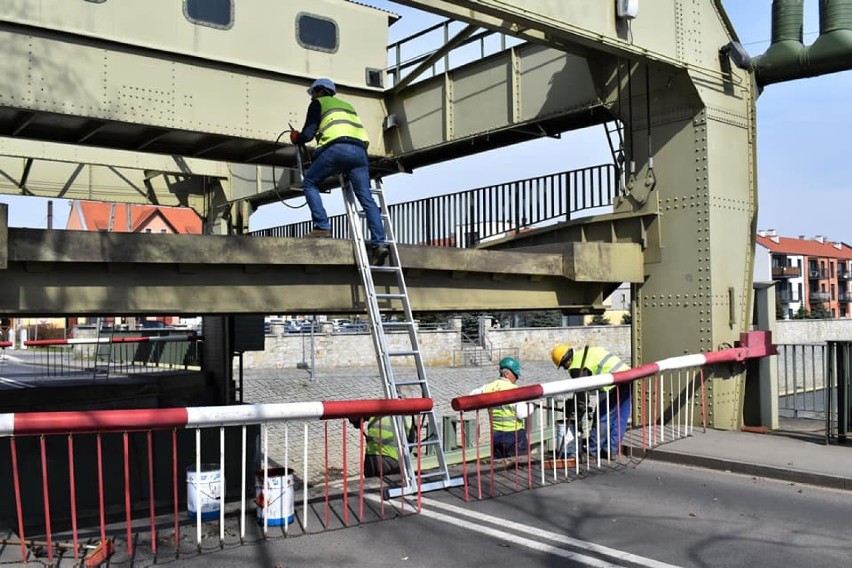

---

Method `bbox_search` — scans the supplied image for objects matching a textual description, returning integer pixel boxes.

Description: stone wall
[242,325,631,369]
[241,329,463,368]
[774,319,852,344]
[240,319,852,370]
[485,325,631,364]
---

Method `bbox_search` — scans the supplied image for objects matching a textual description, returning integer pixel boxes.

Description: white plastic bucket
[255,467,295,526]
[187,464,221,521]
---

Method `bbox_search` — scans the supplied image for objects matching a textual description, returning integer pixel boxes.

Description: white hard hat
[307,78,336,95]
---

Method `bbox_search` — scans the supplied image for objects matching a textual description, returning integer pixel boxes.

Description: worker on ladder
[290,77,389,265]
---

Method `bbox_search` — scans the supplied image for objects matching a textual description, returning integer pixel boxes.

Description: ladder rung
[393,379,426,387]
[388,350,419,357]
[412,438,442,447]
[375,293,406,300]
[382,320,414,327]
[370,265,401,273]
[415,471,448,480]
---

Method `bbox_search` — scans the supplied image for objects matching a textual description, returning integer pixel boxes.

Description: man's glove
[289,130,300,144]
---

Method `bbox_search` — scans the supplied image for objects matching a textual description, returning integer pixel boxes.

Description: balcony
[839,271,852,281]
[808,269,829,280]
[840,292,851,303]
[777,290,801,303]
[772,266,801,278]
[809,291,831,302]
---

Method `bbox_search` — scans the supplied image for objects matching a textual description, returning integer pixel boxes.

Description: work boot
[369,244,390,266]
[305,228,331,238]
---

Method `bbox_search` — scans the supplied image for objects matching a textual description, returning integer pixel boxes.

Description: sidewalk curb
[645,448,852,491]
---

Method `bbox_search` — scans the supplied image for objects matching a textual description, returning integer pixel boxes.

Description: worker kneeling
[470,357,531,461]
[551,344,631,460]
[350,415,416,478]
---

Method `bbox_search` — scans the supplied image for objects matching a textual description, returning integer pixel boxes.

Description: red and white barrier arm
[0,341,11,348]
[0,398,431,437]
[24,334,199,347]
[452,330,777,412]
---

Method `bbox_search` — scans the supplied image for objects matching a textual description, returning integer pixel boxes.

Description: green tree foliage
[526,311,562,327]
[809,303,832,319]
[588,314,611,326]
[791,306,810,319]
[792,303,832,320]
[413,312,450,326]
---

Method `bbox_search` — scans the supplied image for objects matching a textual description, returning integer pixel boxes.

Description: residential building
[65,201,203,329]
[755,230,852,319]
[66,201,202,234]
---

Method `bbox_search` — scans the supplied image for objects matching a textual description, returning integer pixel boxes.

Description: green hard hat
[499,356,521,378]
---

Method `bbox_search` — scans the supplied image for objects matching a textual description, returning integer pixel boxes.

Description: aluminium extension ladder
[341,175,462,498]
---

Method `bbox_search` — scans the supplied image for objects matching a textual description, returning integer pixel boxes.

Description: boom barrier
[0,333,776,565]
[448,331,775,501]
[0,398,431,566]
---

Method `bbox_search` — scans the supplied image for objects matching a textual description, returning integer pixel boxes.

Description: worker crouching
[470,357,532,461]
[551,344,631,460]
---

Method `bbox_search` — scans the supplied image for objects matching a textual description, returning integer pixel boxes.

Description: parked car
[338,322,368,333]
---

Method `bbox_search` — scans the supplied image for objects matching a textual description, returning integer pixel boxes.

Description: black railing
[250,164,618,247]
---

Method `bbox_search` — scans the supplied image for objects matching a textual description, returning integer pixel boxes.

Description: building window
[146,229,152,233]
[296,13,338,53]
[184,0,234,30]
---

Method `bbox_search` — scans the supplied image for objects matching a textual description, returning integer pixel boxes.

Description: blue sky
[2,1,849,242]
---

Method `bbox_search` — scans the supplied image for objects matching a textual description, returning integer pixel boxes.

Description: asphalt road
[148,460,852,568]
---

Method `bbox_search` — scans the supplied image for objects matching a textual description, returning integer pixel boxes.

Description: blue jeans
[492,428,528,459]
[588,384,631,455]
[302,142,385,246]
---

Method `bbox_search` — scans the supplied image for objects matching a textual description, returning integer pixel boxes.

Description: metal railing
[250,164,618,247]
[18,335,202,381]
[0,399,430,565]
[809,291,831,302]
[386,20,521,89]
[826,341,852,444]
[776,343,827,420]
[447,338,775,499]
[452,346,518,368]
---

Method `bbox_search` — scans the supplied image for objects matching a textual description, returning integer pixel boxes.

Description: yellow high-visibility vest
[569,346,629,391]
[315,95,370,149]
[364,416,411,460]
[483,378,524,432]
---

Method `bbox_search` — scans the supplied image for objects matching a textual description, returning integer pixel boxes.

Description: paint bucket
[255,467,295,526]
[186,464,221,521]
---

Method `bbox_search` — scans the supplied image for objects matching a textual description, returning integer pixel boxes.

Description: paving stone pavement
[241,361,566,484]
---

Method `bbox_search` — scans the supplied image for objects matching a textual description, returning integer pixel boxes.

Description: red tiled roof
[67,202,202,234]
[756,234,852,260]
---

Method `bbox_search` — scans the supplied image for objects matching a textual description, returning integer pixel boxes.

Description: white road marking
[419,497,681,568]
[0,376,29,389]
[365,494,678,568]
